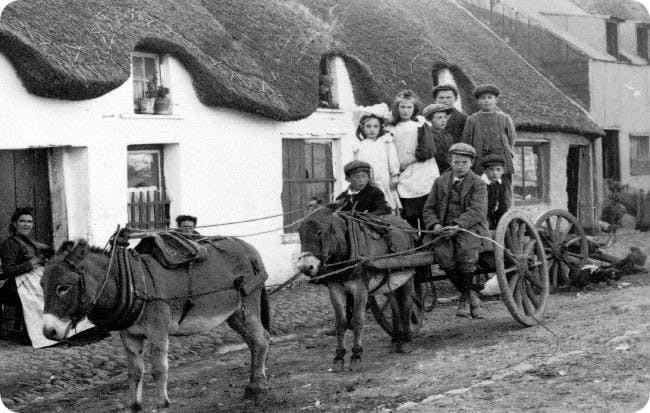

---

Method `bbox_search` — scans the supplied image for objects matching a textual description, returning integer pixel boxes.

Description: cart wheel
[368,282,425,337]
[535,209,589,290]
[494,210,550,327]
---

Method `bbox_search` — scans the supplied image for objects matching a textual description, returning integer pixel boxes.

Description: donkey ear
[65,240,90,266]
[56,241,75,255]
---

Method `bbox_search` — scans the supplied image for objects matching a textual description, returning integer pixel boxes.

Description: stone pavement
[0,282,334,411]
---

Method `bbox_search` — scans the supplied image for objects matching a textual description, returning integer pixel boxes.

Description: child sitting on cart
[422,143,489,319]
[334,160,391,215]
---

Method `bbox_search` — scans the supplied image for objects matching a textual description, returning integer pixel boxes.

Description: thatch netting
[0,0,603,135]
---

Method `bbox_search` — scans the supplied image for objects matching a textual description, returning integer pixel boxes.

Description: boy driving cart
[422,143,489,319]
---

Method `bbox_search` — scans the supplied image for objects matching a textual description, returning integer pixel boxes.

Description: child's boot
[469,290,485,319]
[456,290,471,318]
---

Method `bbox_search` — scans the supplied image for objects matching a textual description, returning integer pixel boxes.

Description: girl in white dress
[386,90,439,230]
[351,103,401,212]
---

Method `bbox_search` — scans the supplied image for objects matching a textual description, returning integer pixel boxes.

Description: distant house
[460,0,650,194]
[0,0,603,284]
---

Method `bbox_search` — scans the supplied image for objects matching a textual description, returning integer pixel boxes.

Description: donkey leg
[328,283,347,372]
[149,332,170,411]
[396,280,415,354]
[349,283,368,371]
[227,294,271,403]
[120,331,145,412]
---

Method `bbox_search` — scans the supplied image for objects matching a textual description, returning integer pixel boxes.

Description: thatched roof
[0,0,603,136]
[569,0,650,21]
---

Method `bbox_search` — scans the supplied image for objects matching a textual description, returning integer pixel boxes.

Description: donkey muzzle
[42,313,69,341]
[297,252,322,277]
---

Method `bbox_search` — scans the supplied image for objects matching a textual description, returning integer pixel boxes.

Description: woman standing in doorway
[0,207,93,347]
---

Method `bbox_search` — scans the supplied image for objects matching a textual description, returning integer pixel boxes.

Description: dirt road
[16,276,650,413]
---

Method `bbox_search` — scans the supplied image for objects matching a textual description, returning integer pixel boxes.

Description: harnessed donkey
[41,234,271,412]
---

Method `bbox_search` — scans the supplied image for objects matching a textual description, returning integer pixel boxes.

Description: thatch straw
[0,0,603,136]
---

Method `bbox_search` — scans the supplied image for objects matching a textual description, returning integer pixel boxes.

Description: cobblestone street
[0,229,649,412]
[0,282,333,411]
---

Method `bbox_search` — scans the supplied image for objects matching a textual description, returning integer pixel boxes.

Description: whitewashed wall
[590,60,650,190]
[0,54,357,285]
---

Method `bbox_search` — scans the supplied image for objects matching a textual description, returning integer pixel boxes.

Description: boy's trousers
[431,230,481,274]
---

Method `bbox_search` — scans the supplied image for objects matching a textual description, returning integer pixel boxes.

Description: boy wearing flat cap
[423,143,489,319]
[461,84,517,193]
[432,84,468,144]
[481,154,512,229]
[422,103,454,173]
[335,160,391,215]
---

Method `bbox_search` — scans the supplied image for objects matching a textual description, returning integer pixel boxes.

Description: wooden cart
[366,209,552,337]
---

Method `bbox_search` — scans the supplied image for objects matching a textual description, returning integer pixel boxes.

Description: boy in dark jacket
[335,160,391,215]
[422,103,454,173]
[481,154,512,229]
[423,143,489,319]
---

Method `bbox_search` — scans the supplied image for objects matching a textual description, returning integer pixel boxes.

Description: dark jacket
[0,234,49,280]
[445,108,468,144]
[422,170,489,237]
[461,110,517,174]
[335,184,391,215]
[414,123,437,162]
[431,128,454,173]
[487,180,512,229]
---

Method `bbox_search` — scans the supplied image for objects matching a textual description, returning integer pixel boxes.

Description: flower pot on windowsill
[154,96,172,115]
[139,97,156,114]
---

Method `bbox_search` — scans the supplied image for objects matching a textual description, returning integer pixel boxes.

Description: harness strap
[178,261,195,325]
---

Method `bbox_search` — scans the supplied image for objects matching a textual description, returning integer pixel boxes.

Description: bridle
[61,229,120,339]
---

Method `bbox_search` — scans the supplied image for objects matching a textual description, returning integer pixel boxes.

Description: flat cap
[432,84,459,98]
[480,154,506,168]
[449,143,477,158]
[473,84,500,98]
[422,103,454,118]
[344,160,372,177]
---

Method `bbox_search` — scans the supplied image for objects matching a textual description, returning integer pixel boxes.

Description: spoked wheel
[494,210,550,327]
[368,282,425,337]
[535,209,589,290]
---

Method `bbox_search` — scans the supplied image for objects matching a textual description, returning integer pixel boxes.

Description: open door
[567,145,595,231]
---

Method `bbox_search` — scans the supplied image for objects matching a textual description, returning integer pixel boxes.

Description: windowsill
[316,108,344,113]
[281,233,300,244]
[120,113,183,120]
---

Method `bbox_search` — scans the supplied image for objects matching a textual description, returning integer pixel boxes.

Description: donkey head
[42,240,94,340]
[296,207,348,277]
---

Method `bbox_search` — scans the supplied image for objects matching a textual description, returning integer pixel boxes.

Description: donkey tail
[260,287,271,331]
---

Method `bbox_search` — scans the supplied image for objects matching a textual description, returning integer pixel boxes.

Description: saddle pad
[345,214,416,259]
[136,237,267,302]
[135,232,208,269]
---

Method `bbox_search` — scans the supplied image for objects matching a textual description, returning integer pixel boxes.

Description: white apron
[16,266,94,348]
[397,157,440,199]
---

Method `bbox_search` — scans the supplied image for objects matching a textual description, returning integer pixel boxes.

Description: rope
[127,206,317,235]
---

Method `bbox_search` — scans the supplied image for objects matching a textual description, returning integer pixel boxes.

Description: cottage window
[127,145,170,229]
[281,139,335,233]
[630,135,650,176]
[131,52,171,115]
[637,26,649,59]
[512,143,549,204]
[606,21,619,58]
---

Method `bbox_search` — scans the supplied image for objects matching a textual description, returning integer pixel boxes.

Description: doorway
[0,150,53,244]
[567,145,594,229]
[602,129,620,181]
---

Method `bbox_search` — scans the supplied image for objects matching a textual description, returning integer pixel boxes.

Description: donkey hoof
[333,358,345,372]
[349,357,362,371]
[397,342,413,354]
[243,387,269,404]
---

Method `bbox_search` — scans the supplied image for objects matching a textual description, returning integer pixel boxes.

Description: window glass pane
[133,80,146,100]
[128,152,160,189]
[132,56,144,79]
[144,57,157,83]
[513,145,544,203]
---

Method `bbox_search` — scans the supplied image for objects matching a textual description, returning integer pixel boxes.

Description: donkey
[296,208,416,371]
[42,239,270,412]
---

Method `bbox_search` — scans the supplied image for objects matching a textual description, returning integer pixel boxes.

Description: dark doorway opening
[567,146,580,218]
[602,129,620,181]
[0,150,52,245]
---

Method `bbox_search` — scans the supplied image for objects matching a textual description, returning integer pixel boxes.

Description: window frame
[512,142,550,206]
[127,144,165,194]
[630,135,650,176]
[637,25,649,59]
